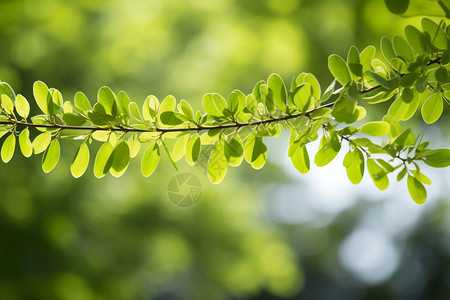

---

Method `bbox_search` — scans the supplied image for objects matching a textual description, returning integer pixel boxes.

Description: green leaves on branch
[0,18,449,205]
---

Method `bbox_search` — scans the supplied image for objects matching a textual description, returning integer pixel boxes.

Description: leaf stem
[0,102,336,135]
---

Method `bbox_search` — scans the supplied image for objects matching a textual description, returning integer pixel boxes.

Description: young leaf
[172,134,190,162]
[224,135,244,167]
[227,90,245,114]
[33,81,53,115]
[347,45,363,78]
[141,142,160,177]
[314,131,341,167]
[422,18,448,49]
[358,121,390,136]
[435,66,449,84]
[0,82,16,100]
[421,93,443,124]
[97,86,117,116]
[109,142,130,178]
[186,133,201,166]
[1,133,16,163]
[1,94,14,115]
[208,141,228,184]
[421,149,450,168]
[244,134,267,169]
[407,175,427,205]
[15,94,30,119]
[290,142,310,174]
[387,92,420,121]
[32,132,52,154]
[381,36,396,66]
[127,135,141,158]
[393,35,413,61]
[74,91,91,112]
[63,112,86,126]
[18,128,33,157]
[94,142,114,178]
[129,102,142,121]
[42,139,60,173]
[117,91,131,118]
[328,54,352,86]
[71,143,90,178]
[344,148,365,184]
[268,73,287,110]
[404,25,426,53]
[367,158,389,190]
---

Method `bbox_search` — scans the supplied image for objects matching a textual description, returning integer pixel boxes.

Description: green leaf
[94,142,114,178]
[88,110,110,126]
[172,134,190,162]
[1,133,15,163]
[161,140,178,172]
[384,0,409,14]
[141,142,160,177]
[407,175,427,205]
[117,91,131,118]
[127,134,141,158]
[129,102,142,122]
[208,141,228,184]
[227,90,245,114]
[178,99,194,121]
[314,131,341,167]
[393,35,413,61]
[244,134,267,169]
[74,91,91,112]
[161,111,185,125]
[422,18,448,50]
[186,133,201,166]
[332,97,363,124]
[202,93,227,117]
[360,45,376,70]
[289,137,310,174]
[42,139,60,173]
[49,88,63,107]
[1,94,14,115]
[367,158,389,190]
[33,81,53,115]
[387,91,420,121]
[381,36,396,64]
[347,45,363,78]
[97,86,117,116]
[252,80,265,103]
[15,94,30,119]
[328,54,352,86]
[397,167,407,182]
[370,72,391,89]
[422,149,450,168]
[18,128,32,158]
[32,132,52,154]
[421,93,443,124]
[268,73,287,110]
[0,82,16,100]
[404,25,426,53]
[70,143,90,178]
[224,135,244,167]
[260,83,276,114]
[109,142,130,177]
[435,66,448,84]
[63,112,86,126]
[358,121,390,136]
[344,148,364,184]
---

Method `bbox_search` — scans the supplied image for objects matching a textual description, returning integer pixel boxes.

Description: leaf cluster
[0,18,449,204]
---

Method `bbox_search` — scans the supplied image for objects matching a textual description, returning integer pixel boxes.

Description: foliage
[1,18,450,204]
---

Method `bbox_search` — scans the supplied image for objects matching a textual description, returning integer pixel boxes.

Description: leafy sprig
[0,18,449,204]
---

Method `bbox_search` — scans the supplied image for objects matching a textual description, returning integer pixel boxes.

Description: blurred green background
[0,0,449,299]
